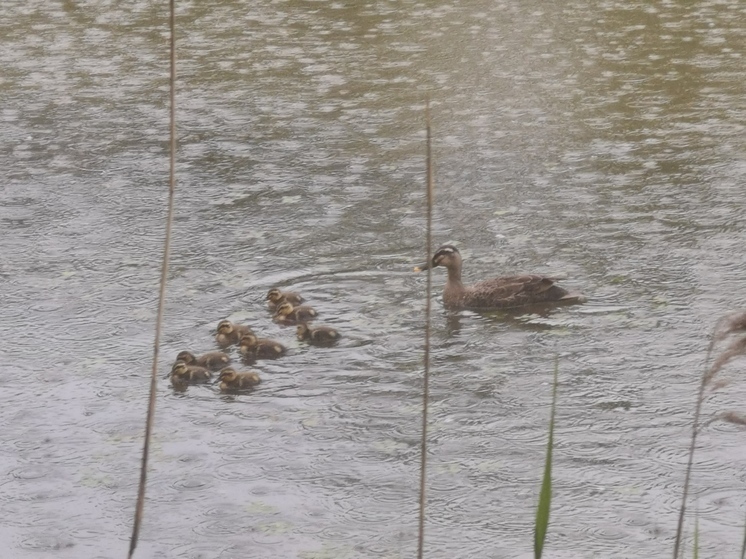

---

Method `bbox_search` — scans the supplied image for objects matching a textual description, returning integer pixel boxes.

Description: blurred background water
[1,0,745,557]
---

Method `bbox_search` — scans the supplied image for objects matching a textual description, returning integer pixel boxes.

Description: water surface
[1,0,746,557]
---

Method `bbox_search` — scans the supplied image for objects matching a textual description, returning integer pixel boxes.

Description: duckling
[266,288,305,310]
[414,244,587,310]
[176,350,231,371]
[273,301,318,325]
[238,333,287,360]
[296,323,340,344]
[168,360,212,388]
[217,367,261,392]
[215,319,253,348]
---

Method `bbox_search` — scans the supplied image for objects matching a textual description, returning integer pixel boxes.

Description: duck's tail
[559,291,588,304]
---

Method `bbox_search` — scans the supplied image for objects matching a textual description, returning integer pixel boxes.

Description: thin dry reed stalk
[417,97,434,559]
[128,1,178,557]
[673,311,746,559]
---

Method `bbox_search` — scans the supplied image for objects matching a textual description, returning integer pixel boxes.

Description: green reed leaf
[534,357,558,559]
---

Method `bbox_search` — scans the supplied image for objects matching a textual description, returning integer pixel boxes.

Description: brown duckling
[176,350,231,371]
[266,288,305,310]
[168,360,212,388]
[215,319,253,348]
[296,323,340,344]
[414,244,587,310]
[217,367,261,392]
[238,333,287,360]
[273,301,318,325]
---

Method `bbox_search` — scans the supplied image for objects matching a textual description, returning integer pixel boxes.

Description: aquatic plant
[534,357,558,559]
[674,311,746,559]
[417,97,435,559]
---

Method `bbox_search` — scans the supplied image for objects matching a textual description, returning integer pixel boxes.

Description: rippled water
[2,0,746,557]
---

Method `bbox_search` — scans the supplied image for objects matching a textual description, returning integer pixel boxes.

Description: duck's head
[267,289,283,304]
[238,333,258,353]
[170,360,189,378]
[274,301,294,317]
[176,350,196,364]
[217,368,238,383]
[414,245,461,272]
[296,323,310,340]
[217,320,234,335]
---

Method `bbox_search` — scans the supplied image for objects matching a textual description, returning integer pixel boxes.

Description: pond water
[1,0,745,557]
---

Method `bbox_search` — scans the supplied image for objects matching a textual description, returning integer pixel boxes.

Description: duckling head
[238,333,258,353]
[274,301,294,317]
[217,320,234,334]
[296,324,310,340]
[414,244,461,272]
[171,360,189,378]
[217,368,238,383]
[267,289,283,304]
[176,350,196,364]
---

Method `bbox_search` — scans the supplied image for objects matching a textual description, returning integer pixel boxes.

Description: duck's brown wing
[465,275,568,309]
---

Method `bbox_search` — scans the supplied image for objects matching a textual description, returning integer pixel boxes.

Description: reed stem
[417,97,434,559]
[127,1,177,556]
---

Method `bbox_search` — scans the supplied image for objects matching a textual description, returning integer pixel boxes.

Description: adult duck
[415,244,586,310]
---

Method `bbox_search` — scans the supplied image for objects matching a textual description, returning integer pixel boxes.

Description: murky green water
[2,1,745,557]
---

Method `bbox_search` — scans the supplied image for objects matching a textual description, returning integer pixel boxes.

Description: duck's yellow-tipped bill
[413,262,431,273]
